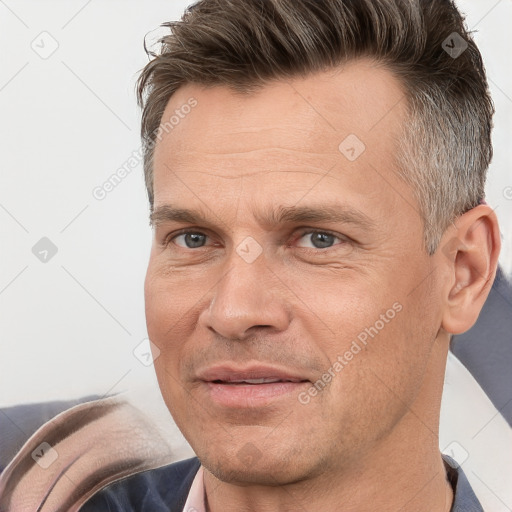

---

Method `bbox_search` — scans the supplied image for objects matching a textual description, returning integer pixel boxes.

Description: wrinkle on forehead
[151,59,411,228]
[154,59,405,161]
[170,167,336,180]
[154,63,404,187]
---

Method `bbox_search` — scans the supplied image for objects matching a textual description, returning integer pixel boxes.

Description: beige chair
[0,395,176,512]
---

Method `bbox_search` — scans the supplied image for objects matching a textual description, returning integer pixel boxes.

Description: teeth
[231,378,282,384]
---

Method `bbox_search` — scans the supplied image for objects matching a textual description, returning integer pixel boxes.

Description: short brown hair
[136,0,494,253]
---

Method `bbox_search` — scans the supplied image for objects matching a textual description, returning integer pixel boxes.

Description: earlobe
[440,205,501,335]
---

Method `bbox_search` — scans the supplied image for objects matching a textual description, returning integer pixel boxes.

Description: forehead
[152,59,408,211]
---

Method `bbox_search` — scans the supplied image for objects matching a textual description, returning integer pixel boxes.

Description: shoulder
[79,457,201,512]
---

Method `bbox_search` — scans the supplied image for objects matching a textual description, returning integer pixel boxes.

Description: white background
[0,0,511,408]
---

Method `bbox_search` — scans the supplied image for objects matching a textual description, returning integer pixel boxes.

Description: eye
[165,229,347,252]
[172,231,209,249]
[296,230,344,249]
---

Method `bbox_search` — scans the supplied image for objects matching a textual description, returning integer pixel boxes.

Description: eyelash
[163,228,347,251]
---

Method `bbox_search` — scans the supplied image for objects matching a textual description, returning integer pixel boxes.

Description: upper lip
[197,365,310,383]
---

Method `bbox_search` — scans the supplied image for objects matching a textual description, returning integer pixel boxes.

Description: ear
[438,205,501,335]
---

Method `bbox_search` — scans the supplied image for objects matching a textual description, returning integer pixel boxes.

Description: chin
[204,458,296,486]
[199,444,321,487]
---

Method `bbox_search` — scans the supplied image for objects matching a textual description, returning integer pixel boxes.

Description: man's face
[145,60,444,485]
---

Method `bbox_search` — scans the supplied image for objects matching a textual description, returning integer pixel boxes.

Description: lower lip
[203,381,309,407]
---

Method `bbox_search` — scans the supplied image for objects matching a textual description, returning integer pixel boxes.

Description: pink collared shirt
[182,465,206,512]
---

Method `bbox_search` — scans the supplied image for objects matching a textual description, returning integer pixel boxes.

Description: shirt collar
[182,465,206,512]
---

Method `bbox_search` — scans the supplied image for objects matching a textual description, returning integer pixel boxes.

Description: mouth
[197,365,310,407]
[212,377,306,384]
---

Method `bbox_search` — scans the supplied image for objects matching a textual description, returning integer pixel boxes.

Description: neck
[203,335,453,512]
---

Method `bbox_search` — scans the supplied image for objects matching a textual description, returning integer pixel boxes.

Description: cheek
[144,262,205,342]
[335,296,437,419]
[144,267,196,395]
[298,270,436,429]
[284,271,394,356]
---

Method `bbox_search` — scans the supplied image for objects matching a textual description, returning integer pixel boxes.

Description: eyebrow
[150,203,375,232]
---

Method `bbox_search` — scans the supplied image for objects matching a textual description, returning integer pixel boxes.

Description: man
[81,0,500,510]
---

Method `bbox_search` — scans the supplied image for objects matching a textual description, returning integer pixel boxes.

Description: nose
[198,252,291,341]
